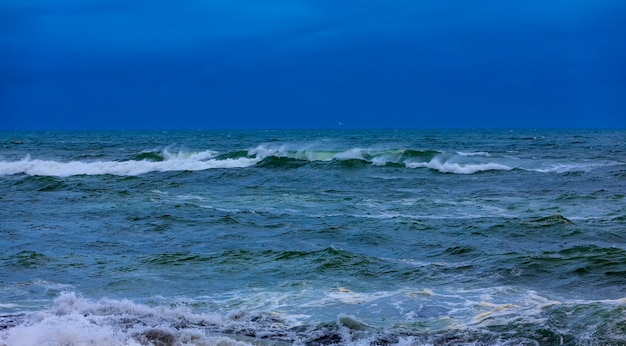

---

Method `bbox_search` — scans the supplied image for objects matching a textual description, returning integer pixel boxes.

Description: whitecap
[0,155,260,177]
[425,156,513,174]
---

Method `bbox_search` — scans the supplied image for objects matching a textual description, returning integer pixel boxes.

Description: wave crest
[0,144,618,177]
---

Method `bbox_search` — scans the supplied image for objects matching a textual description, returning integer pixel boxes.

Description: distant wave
[0,145,621,177]
[0,153,258,177]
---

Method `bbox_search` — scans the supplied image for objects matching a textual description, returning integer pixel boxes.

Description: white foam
[427,157,513,174]
[3,313,130,346]
[456,151,491,157]
[300,287,395,308]
[0,303,19,309]
[402,152,516,174]
[532,161,622,173]
[334,148,366,161]
[404,161,429,169]
[249,144,337,162]
[0,292,238,346]
[3,146,621,177]
[162,148,218,161]
[249,144,409,165]
[404,152,625,175]
[4,288,625,345]
[0,155,260,177]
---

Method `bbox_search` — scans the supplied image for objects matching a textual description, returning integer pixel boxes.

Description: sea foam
[0,292,231,346]
[1,144,621,177]
[5,287,625,346]
[0,154,259,177]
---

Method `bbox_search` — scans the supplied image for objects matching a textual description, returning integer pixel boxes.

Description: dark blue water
[1,129,625,345]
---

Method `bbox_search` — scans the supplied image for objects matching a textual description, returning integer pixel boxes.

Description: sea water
[0,129,625,345]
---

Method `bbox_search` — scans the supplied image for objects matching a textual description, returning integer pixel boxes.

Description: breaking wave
[3,289,626,345]
[0,145,621,177]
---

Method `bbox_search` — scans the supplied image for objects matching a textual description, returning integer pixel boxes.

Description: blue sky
[1,0,625,130]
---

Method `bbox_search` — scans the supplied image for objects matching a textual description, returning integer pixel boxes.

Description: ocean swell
[0,144,620,177]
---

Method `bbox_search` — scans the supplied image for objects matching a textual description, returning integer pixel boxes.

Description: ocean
[0,129,625,345]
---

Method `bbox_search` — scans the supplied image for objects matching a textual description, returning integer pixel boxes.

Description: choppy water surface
[1,129,625,345]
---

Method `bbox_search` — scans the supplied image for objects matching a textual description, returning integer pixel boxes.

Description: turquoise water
[1,129,625,345]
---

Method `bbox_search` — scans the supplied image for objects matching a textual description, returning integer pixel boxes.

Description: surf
[3,288,626,346]
[0,152,260,177]
[0,141,622,177]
